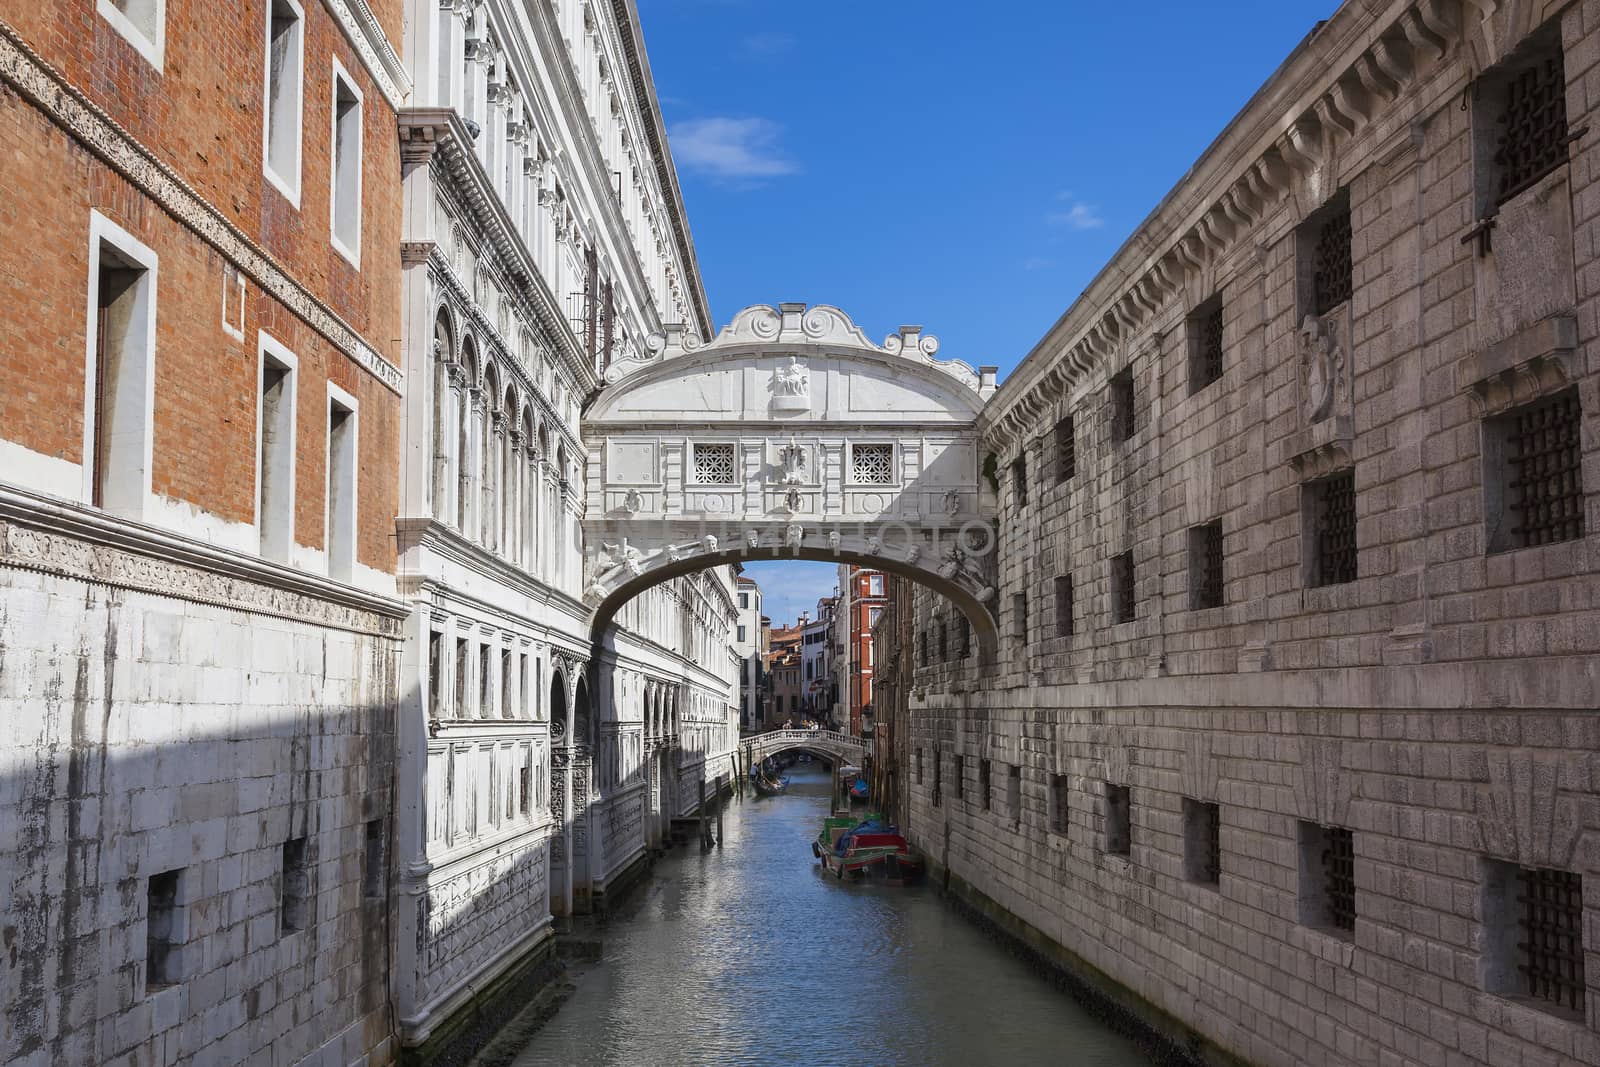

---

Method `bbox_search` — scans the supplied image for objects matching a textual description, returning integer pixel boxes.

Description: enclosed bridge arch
[581,303,1002,656]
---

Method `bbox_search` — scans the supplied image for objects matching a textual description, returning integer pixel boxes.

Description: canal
[506,764,1156,1066]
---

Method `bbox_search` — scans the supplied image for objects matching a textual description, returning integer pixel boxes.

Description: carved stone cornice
[0,484,406,636]
[316,0,411,108]
[0,19,403,397]
[1456,315,1578,417]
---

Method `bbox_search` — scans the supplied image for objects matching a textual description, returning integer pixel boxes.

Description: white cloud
[1046,195,1104,231]
[668,117,797,182]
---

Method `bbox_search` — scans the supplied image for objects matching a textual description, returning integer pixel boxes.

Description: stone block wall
[0,549,403,1067]
[901,2,1600,1065]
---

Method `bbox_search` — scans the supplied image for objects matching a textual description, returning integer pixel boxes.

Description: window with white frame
[99,0,165,70]
[329,61,363,265]
[851,443,894,484]
[325,384,358,581]
[262,0,305,204]
[692,442,735,485]
[257,333,298,562]
[85,212,158,519]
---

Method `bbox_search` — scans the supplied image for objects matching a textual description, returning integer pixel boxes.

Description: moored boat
[811,816,923,882]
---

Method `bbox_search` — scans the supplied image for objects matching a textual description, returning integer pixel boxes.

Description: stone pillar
[462,387,482,538]
[524,447,539,570]
[483,409,499,550]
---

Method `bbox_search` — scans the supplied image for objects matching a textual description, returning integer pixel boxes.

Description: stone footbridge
[741,728,868,767]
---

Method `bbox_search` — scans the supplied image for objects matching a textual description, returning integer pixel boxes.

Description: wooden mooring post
[699,778,710,851]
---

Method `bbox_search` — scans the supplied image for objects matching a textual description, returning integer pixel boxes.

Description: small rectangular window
[915,748,924,785]
[258,335,297,562]
[99,0,166,69]
[1054,575,1074,637]
[1111,551,1135,625]
[1304,471,1357,587]
[979,758,992,810]
[1104,784,1131,856]
[1485,388,1584,552]
[329,61,363,265]
[954,754,965,802]
[1189,521,1224,610]
[1183,799,1221,885]
[453,637,468,718]
[1049,774,1069,835]
[1006,765,1021,823]
[145,868,182,991]
[262,0,305,204]
[520,749,533,815]
[1012,593,1028,643]
[520,653,530,718]
[427,630,443,718]
[737,625,747,642]
[1473,27,1570,212]
[87,214,157,518]
[326,387,357,582]
[501,648,513,720]
[852,443,895,484]
[479,644,492,718]
[1483,859,1585,1017]
[1297,822,1355,936]
[1188,294,1224,393]
[1054,415,1076,483]
[362,819,384,902]
[280,836,309,935]
[1110,368,1136,443]
[935,618,947,660]
[1011,454,1028,508]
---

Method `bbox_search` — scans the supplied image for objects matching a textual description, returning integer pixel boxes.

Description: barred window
[851,443,894,484]
[1183,799,1221,885]
[955,615,971,659]
[1305,470,1357,587]
[1492,44,1569,207]
[979,758,992,810]
[1488,389,1584,552]
[1110,368,1136,443]
[1188,295,1224,393]
[1054,574,1074,637]
[692,442,735,485]
[1104,784,1131,856]
[1011,454,1029,507]
[1054,415,1076,483]
[1301,191,1353,317]
[954,754,965,801]
[1485,860,1586,1017]
[1111,551,1135,624]
[1049,774,1070,834]
[1189,521,1224,609]
[936,618,947,660]
[1299,822,1355,936]
[1012,593,1028,643]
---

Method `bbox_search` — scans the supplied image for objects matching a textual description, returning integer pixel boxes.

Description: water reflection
[512,765,1152,1066]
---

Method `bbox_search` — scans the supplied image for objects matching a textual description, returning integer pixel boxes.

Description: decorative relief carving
[620,488,644,516]
[776,437,807,484]
[770,356,810,411]
[1300,313,1346,424]
[417,842,549,1003]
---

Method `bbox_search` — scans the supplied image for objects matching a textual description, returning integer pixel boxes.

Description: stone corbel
[1282,415,1355,482]
[1456,315,1578,416]
[1400,6,1446,64]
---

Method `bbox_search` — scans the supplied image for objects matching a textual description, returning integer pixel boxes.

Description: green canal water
[508,764,1155,1066]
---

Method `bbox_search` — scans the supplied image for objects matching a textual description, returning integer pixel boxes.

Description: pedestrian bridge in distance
[741,729,868,767]
[580,303,1003,658]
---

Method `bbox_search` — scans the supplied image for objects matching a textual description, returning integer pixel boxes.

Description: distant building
[836,566,888,737]
[801,596,837,725]
[734,574,767,731]
[765,619,803,725]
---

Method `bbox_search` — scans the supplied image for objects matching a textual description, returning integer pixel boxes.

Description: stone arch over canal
[581,303,1004,657]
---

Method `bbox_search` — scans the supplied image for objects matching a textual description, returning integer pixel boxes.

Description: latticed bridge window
[692,442,735,485]
[851,443,894,484]
[1493,48,1569,207]
[1491,389,1585,551]
[1306,470,1357,587]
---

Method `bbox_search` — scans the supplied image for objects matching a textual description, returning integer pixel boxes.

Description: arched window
[457,337,478,531]
[432,310,454,516]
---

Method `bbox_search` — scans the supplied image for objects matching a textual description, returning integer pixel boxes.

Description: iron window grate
[1012,454,1029,507]
[1113,551,1135,624]
[1495,54,1569,207]
[1312,206,1353,316]
[1111,369,1136,442]
[956,615,971,658]
[1311,471,1358,586]
[1517,867,1586,1014]
[1507,390,1584,548]
[1056,415,1076,483]
[1193,522,1224,609]
[1322,826,1356,932]
[1191,298,1224,391]
[1195,802,1221,884]
[1055,574,1074,637]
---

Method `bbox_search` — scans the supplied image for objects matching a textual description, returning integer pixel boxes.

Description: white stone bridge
[741,729,868,767]
[580,303,1003,658]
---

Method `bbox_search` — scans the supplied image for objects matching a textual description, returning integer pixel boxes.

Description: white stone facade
[897,2,1600,1065]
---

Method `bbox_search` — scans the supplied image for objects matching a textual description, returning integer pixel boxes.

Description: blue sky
[636,1,1336,623]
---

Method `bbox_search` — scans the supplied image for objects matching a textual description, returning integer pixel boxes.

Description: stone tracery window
[851,443,894,484]
[692,442,735,485]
